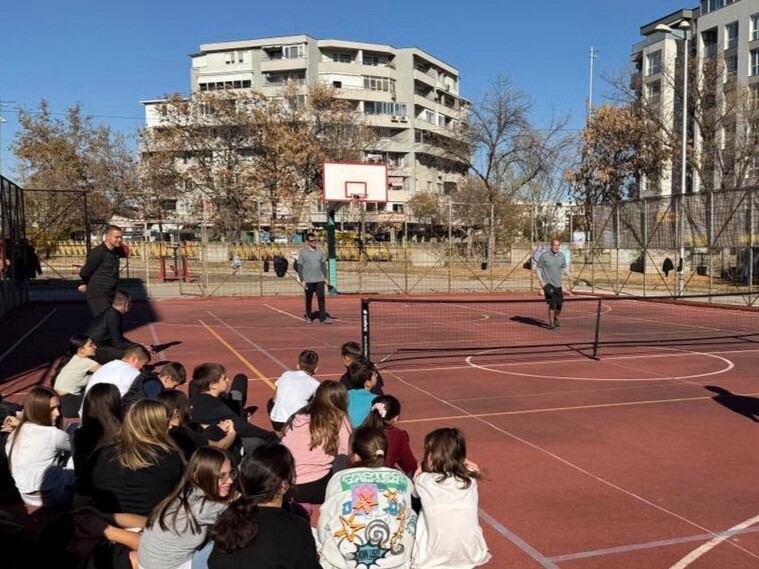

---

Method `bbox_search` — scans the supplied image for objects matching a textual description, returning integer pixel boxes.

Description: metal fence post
[750,191,755,293]
[708,190,713,295]
[615,204,620,294]
[677,194,685,296]
[643,199,648,296]
[448,200,452,294]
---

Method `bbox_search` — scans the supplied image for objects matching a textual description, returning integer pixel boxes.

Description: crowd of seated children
[0,335,491,569]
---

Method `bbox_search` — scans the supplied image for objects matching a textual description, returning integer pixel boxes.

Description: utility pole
[587,47,599,119]
[0,98,17,177]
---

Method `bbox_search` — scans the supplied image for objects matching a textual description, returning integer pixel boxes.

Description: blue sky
[0,0,691,177]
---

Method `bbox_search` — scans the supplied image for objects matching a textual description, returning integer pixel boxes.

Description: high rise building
[632,1,759,197]
[141,34,468,228]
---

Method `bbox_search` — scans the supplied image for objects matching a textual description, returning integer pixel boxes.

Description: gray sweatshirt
[137,488,226,569]
[297,247,327,283]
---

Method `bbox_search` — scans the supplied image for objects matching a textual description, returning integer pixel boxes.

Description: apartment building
[632,0,759,197]
[142,34,469,227]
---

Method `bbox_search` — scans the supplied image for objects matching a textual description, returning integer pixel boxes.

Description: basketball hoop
[348,193,365,221]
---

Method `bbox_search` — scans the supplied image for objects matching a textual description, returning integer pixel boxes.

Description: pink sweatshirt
[282,414,351,484]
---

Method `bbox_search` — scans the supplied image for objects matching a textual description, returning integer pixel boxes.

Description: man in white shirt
[269,350,320,431]
[82,344,152,404]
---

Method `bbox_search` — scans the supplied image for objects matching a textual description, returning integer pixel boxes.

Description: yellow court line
[198,320,276,391]
[402,392,759,424]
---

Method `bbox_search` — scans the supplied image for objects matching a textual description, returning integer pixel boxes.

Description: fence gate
[0,175,28,315]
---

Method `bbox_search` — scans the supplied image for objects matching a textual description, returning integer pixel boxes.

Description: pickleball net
[360,293,759,364]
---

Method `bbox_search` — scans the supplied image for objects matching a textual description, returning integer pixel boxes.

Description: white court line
[386,370,759,563]
[669,515,759,569]
[0,309,58,364]
[207,311,289,371]
[264,304,303,322]
[149,324,166,360]
[465,347,735,382]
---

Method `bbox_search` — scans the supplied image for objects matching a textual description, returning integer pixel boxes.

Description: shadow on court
[510,315,551,329]
[0,279,163,392]
[705,385,759,423]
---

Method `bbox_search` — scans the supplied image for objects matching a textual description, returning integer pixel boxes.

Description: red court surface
[3,294,759,568]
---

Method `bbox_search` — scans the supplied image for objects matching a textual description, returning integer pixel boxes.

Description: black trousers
[87,291,114,317]
[60,393,85,418]
[304,281,326,322]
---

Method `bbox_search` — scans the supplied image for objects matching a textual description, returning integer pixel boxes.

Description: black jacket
[190,392,278,444]
[86,307,134,349]
[79,243,123,295]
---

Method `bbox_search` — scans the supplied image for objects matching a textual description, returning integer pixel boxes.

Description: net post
[361,298,371,360]
[592,297,602,360]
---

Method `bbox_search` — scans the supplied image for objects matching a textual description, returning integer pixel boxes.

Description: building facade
[142,34,469,229]
[632,0,759,197]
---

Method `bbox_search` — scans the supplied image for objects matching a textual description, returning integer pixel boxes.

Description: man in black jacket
[78,224,126,317]
[190,363,279,456]
[86,290,142,364]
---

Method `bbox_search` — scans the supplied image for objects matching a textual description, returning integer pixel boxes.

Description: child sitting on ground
[362,394,417,476]
[412,427,490,569]
[269,350,320,432]
[53,335,101,418]
[346,359,379,427]
[339,341,384,395]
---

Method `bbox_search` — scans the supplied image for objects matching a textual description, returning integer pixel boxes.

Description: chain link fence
[0,175,28,317]
[15,187,759,304]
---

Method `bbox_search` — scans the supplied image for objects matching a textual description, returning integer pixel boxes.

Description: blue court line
[549,526,759,563]
[478,509,559,569]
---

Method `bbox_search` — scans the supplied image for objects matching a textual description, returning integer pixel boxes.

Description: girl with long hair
[5,385,75,507]
[411,428,490,569]
[73,382,122,479]
[281,380,352,504]
[208,444,319,569]
[138,447,236,569]
[318,426,416,569]
[361,394,417,476]
[88,398,184,516]
[53,335,100,418]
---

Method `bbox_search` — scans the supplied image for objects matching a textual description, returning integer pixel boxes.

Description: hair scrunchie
[371,402,387,419]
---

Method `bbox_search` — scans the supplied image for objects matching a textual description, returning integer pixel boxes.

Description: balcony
[261,56,307,72]
[413,69,436,86]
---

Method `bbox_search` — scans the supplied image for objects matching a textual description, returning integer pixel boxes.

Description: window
[392,203,404,213]
[363,55,380,66]
[725,53,738,77]
[725,22,739,49]
[751,49,759,75]
[363,75,395,92]
[422,109,435,123]
[224,50,246,64]
[363,101,408,116]
[332,81,342,88]
[437,114,446,127]
[752,14,759,41]
[646,51,662,75]
[331,53,352,63]
[646,81,661,104]
[199,80,251,91]
[283,44,305,59]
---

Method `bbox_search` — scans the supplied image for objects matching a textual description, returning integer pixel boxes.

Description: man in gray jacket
[297,233,332,324]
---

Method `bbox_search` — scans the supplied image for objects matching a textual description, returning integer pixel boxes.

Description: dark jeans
[304,281,326,322]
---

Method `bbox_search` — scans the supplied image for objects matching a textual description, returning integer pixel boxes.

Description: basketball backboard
[322,161,388,204]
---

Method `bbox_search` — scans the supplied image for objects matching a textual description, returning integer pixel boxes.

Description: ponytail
[53,335,91,380]
[209,495,259,552]
[360,395,401,430]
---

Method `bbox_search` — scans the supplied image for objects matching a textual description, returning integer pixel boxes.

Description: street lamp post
[655,20,691,295]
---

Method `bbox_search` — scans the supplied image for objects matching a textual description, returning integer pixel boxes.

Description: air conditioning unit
[399,116,408,122]
[391,115,400,122]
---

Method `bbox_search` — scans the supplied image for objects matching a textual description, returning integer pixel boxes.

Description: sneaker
[549,322,557,330]
[304,315,313,323]
[554,321,561,329]
[321,317,333,324]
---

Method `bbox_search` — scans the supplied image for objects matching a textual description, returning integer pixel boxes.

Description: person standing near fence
[297,233,332,324]
[536,238,572,330]
[78,224,125,317]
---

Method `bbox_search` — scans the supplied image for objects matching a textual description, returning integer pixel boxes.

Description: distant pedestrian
[535,238,572,330]
[297,232,331,324]
[78,224,127,317]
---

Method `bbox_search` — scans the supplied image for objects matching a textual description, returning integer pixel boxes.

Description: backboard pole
[327,206,338,289]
